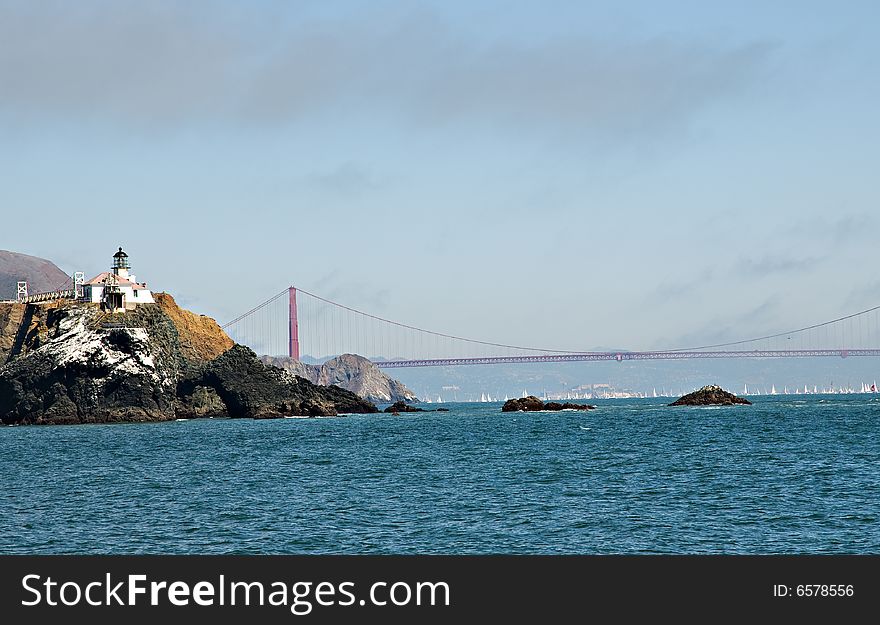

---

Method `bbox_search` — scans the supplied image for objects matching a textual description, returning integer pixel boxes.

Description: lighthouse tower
[112,247,131,279]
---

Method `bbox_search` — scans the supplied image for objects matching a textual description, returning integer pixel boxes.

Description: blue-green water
[1,396,878,554]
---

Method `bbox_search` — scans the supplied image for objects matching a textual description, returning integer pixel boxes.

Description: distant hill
[0,250,70,300]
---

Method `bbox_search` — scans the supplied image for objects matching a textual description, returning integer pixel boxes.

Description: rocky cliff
[0,250,70,300]
[0,295,377,425]
[261,353,417,403]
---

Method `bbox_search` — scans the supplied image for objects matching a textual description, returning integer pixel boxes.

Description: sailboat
[770,385,777,395]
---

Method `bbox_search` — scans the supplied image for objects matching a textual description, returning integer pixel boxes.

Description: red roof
[84,272,149,290]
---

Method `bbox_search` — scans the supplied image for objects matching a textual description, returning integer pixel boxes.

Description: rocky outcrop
[384,401,426,413]
[501,396,595,412]
[0,297,377,425]
[668,385,752,407]
[0,303,181,424]
[0,250,70,301]
[382,401,453,414]
[542,401,596,411]
[261,353,417,403]
[184,345,377,419]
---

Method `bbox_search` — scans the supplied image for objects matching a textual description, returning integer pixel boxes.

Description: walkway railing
[17,290,75,304]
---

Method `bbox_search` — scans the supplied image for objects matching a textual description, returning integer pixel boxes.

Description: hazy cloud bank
[0,0,773,138]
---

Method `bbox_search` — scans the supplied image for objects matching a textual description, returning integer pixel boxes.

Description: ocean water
[1,395,878,554]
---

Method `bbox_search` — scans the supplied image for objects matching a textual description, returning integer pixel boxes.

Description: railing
[17,290,75,304]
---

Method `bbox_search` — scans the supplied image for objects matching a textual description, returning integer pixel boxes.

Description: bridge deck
[375,349,880,368]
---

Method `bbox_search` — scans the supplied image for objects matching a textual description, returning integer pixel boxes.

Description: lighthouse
[80,246,155,312]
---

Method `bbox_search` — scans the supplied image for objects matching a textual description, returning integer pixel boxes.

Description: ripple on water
[0,397,878,554]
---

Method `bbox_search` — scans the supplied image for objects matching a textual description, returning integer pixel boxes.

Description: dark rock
[184,345,378,419]
[502,396,595,412]
[436,408,450,412]
[384,400,426,413]
[502,396,544,412]
[175,385,227,419]
[668,385,752,407]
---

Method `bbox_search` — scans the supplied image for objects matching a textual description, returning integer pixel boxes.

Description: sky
[1,0,878,352]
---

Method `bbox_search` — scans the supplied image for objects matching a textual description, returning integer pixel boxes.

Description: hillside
[262,353,418,403]
[0,250,70,300]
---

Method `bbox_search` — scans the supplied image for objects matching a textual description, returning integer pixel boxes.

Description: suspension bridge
[221,287,880,368]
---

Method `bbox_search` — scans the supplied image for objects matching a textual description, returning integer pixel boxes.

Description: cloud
[845,281,880,309]
[0,1,774,139]
[735,254,825,277]
[304,162,379,196]
[645,268,715,304]
[660,296,781,349]
[788,214,873,245]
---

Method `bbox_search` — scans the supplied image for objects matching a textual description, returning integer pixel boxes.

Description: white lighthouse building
[81,247,155,312]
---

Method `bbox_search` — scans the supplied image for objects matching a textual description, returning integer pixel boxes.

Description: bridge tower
[288,286,300,360]
[16,281,28,302]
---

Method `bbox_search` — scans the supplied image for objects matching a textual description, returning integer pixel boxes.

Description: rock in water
[501,396,595,412]
[668,385,752,407]
[261,353,417,403]
[0,295,377,425]
[383,401,425,413]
